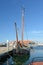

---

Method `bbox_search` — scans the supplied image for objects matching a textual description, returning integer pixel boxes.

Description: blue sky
[0,0,43,42]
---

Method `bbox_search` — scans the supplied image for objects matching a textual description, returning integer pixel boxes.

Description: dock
[0,46,13,55]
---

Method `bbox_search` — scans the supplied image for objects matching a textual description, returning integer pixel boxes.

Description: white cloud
[28,30,43,36]
[30,30,43,34]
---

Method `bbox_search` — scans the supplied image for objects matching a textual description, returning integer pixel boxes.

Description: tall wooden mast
[22,7,25,46]
[15,22,18,45]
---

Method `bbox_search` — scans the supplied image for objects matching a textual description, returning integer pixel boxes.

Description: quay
[0,46,13,55]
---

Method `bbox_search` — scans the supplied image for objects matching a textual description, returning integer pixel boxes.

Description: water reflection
[0,50,30,65]
[1,46,43,65]
[0,57,14,65]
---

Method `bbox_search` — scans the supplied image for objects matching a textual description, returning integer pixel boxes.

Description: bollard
[7,40,9,52]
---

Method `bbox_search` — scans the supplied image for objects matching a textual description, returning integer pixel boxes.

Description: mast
[22,7,25,46]
[15,22,18,45]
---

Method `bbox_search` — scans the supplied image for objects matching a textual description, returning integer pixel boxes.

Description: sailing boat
[12,8,30,65]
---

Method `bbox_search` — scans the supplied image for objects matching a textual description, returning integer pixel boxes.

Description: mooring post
[7,40,9,52]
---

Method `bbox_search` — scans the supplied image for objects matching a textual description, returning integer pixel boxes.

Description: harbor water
[0,46,43,65]
[25,46,43,65]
